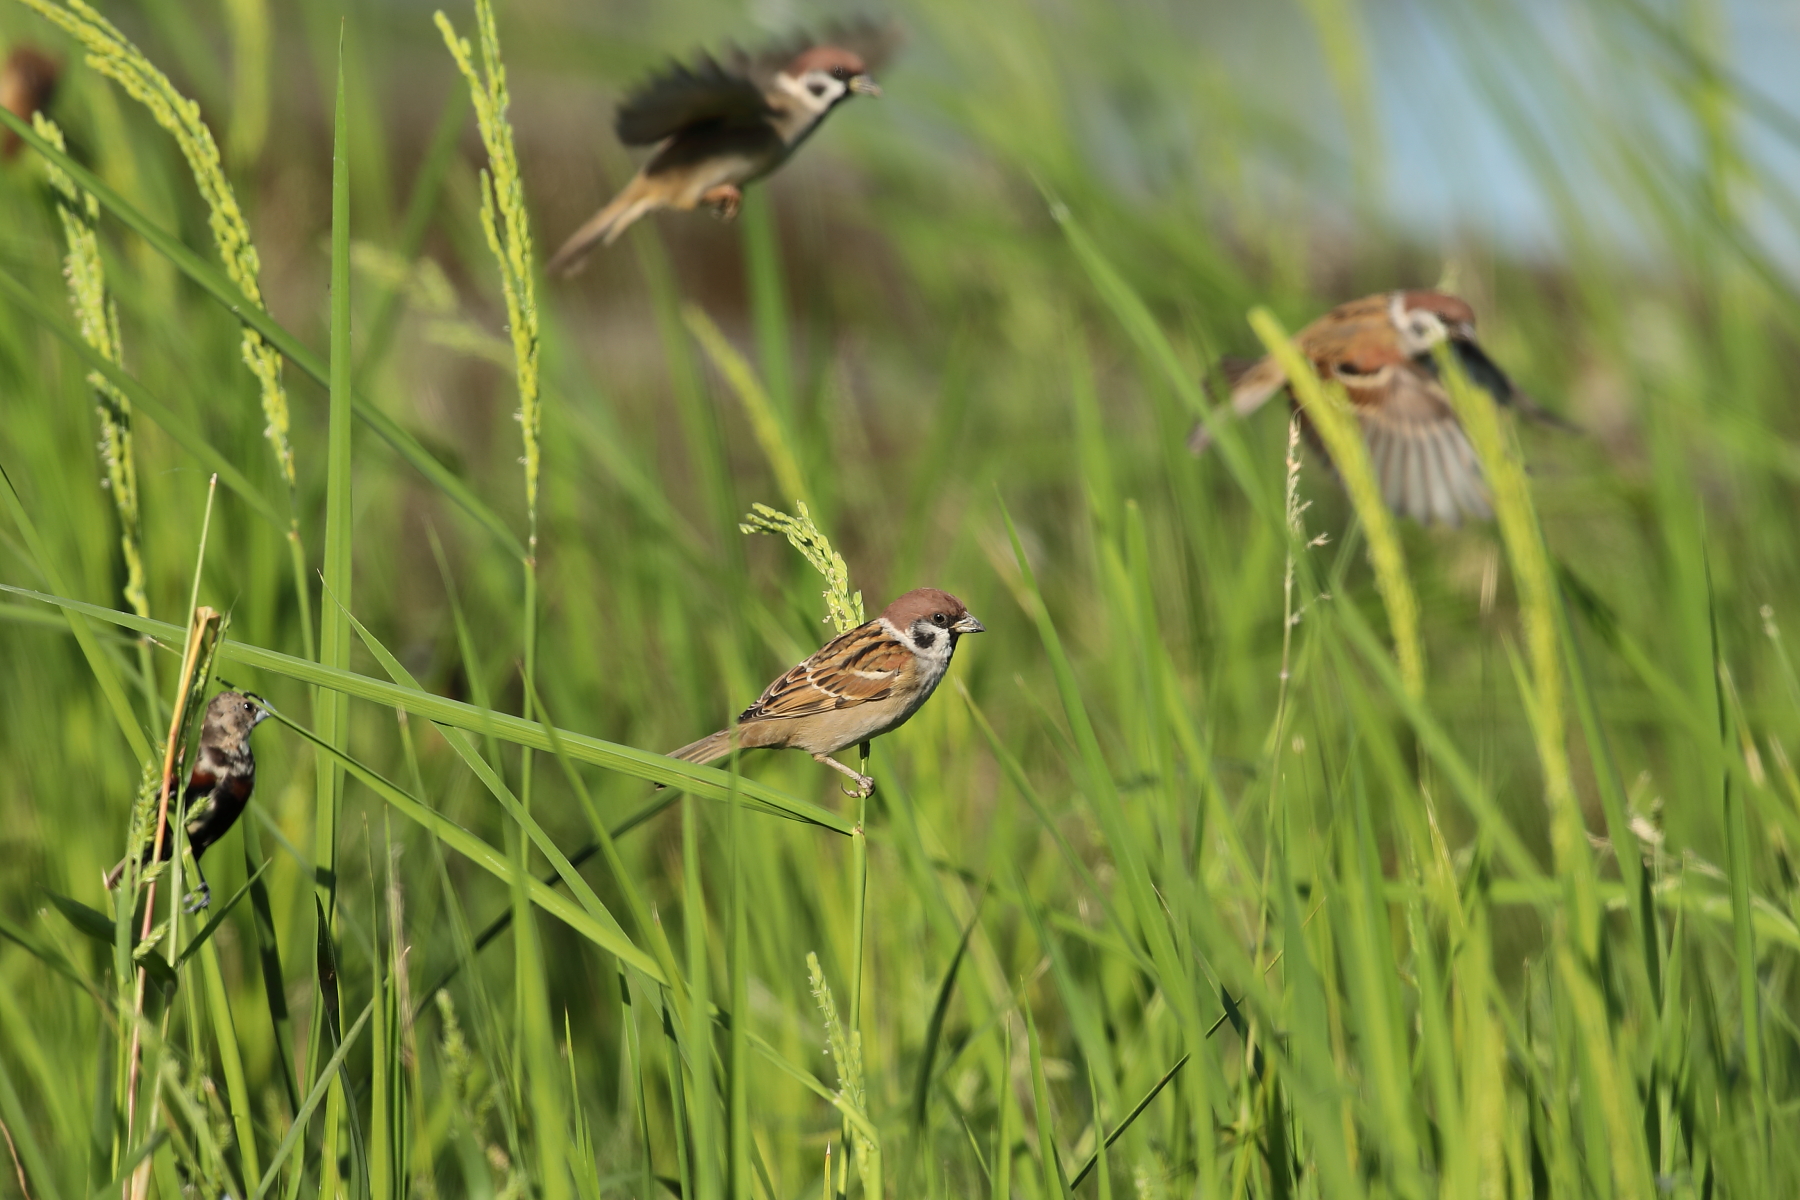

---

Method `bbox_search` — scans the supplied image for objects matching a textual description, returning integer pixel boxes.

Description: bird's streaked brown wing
[614,55,772,146]
[740,624,909,721]
[1341,360,1490,524]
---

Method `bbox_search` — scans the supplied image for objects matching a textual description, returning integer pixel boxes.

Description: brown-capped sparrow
[546,20,896,275]
[0,46,58,159]
[106,691,271,911]
[1190,290,1573,525]
[667,588,983,796]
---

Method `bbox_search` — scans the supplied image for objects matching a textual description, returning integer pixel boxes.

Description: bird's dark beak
[849,74,880,97]
[953,614,985,635]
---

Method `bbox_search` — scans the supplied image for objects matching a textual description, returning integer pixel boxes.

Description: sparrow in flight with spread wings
[666,588,983,796]
[547,20,897,274]
[1190,290,1573,525]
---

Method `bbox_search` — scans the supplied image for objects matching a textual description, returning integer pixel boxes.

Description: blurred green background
[2,0,1800,1196]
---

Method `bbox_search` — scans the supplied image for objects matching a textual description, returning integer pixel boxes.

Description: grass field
[1,0,1799,1196]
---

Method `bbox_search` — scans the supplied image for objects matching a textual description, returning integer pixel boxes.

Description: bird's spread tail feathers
[546,175,662,276]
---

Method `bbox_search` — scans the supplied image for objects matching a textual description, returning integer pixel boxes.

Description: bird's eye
[932,612,949,627]
[832,66,850,80]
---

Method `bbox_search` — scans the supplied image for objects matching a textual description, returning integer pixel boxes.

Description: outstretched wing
[1341,359,1491,525]
[617,20,901,147]
[740,623,909,722]
[614,55,772,146]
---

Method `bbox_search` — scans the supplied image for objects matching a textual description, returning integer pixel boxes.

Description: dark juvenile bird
[666,588,983,797]
[0,46,59,159]
[1190,290,1573,525]
[105,691,269,911]
[546,20,896,274]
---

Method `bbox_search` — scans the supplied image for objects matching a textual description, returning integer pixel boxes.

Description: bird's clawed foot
[813,753,874,798]
[182,882,212,915]
[701,185,743,222]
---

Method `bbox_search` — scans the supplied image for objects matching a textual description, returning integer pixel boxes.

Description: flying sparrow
[666,588,984,796]
[0,45,58,159]
[1190,290,1573,525]
[106,691,270,911]
[546,20,895,275]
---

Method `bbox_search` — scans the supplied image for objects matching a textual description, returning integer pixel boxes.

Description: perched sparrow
[1190,290,1572,525]
[546,21,895,275]
[0,46,58,159]
[105,691,270,911]
[667,588,983,796]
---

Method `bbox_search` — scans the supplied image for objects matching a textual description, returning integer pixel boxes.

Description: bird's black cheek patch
[913,628,937,650]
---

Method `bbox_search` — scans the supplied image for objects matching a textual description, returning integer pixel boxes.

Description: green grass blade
[258,699,667,981]
[239,822,302,1117]
[356,84,470,384]
[1023,1004,1071,1200]
[684,305,811,511]
[410,794,680,1017]
[0,463,152,763]
[1709,554,1769,1159]
[910,907,981,1132]
[0,265,286,531]
[1066,1055,1189,1191]
[305,40,354,1196]
[741,196,795,427]
[682,794,719,1200]
[197,938,262,1188]
[251,999,374,1200]
[728,767,750,1200]
[172,860,270,968]
[0,584,846,827]
[0,104,523,559]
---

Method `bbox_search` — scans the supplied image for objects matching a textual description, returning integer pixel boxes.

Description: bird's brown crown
[1399,290,1477,328]
[880,588,968,629]
[784,45,869,79]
